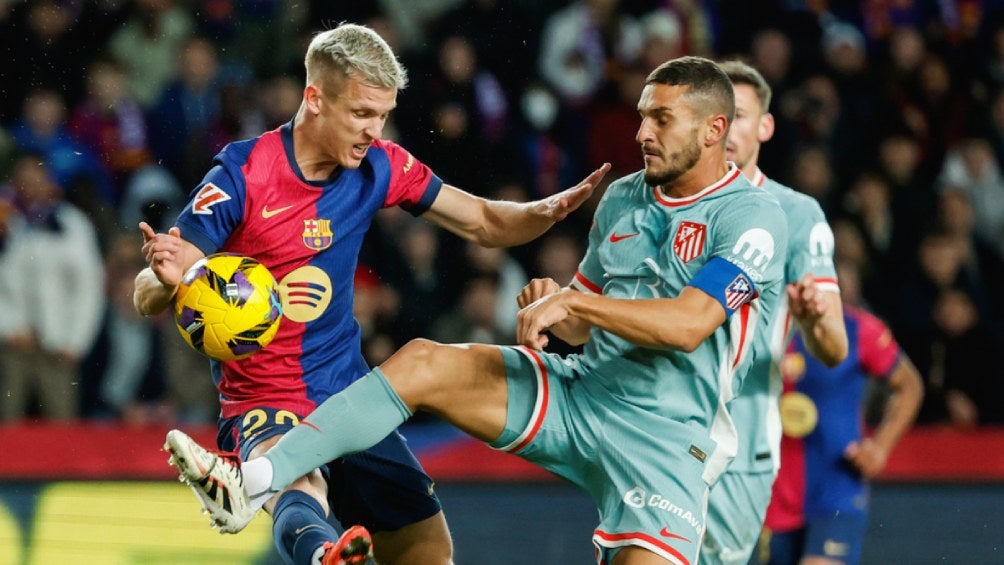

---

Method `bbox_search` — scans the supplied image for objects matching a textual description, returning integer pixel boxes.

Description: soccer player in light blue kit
[700,61,850,564]
[164,56,790,565]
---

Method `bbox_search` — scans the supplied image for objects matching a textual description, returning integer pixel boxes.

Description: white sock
[243,456,275,498]
[310,545,326,565]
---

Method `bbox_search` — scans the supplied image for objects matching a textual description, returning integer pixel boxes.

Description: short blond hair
[305,23,408,92]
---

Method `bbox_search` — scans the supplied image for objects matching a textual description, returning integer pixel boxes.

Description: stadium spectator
[587,62,648,178]
[431,0,540,106]
[10,88,113,204]
[105,0,195,108]
[87,232,172,424]
[935,188,1004,338]
[537,0,637,107]
[429,273,510,344]
[0,155,105,422]
[147,36,230,189]
[352,264,399,367]
[69,58,153,200]
[460,239,530,340]
[937,137,1004,256]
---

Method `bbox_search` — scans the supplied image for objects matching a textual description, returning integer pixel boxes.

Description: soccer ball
[173,254,283,361]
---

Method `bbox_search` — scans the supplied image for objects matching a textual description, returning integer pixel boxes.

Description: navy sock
[272,490,338,565]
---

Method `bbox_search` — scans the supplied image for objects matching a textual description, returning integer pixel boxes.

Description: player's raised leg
[262,340,512,493]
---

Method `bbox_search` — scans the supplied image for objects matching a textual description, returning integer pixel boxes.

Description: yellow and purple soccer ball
[173,254,282,361]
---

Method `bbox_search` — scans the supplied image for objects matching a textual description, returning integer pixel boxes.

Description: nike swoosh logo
[609,232,639,243]
[295,525,321,536]
[659,527,690,541]
[261,204,293,219]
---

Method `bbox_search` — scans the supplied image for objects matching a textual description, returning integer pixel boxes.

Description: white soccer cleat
[164,429,259,533]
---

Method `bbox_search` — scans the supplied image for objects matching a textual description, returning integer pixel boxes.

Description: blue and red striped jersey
[174,122,442,418]
[764,305,900,531]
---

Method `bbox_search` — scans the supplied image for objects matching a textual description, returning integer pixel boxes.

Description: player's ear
[758,112,776,143]
[706,114,729,147]
[304,84,322,115]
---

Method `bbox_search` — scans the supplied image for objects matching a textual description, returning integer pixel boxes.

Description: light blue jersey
[735,169,840,474]
[570,165,789,482]
[704,168,839,563]
[489,166,788,564]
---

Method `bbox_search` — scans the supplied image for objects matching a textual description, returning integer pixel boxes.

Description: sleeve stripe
[814,277,840,294]
[572,271,602,294]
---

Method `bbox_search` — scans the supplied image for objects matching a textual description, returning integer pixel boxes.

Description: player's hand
[787,273,826,323]
[139,222,186,287]
[538,163,610,222]
[517,278,562,309]
[516,289,576,350]
[844,437,888,479]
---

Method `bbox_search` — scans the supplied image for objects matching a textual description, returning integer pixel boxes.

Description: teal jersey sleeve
[700,190,789,302]
[765,179,839,292]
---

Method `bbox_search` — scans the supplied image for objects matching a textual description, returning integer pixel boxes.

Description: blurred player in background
[753,259,923,565]
[163,56,790,565]
[135,22,609,565]
[700,60,850,564]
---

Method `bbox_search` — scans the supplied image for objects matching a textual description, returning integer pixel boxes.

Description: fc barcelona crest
[302,218,333,251]
[673,221,706,263]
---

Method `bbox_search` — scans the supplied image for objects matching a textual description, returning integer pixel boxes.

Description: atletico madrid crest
[302,218,333,250]
[673,221,706,263]
[725,273,755,310]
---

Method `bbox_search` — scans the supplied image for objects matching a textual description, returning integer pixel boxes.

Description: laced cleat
[321,525,374,565]
[164,428,259,533]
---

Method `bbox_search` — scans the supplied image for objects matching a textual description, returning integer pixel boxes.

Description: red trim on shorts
[594,529,691,565]
[510,347,550,453]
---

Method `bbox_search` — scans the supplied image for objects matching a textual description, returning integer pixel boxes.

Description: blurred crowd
[1,0,1004,429]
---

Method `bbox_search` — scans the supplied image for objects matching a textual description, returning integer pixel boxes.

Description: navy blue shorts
[754,512,867,565]
[218,407,442,532]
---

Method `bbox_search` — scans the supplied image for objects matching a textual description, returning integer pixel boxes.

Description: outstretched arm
[844,356,924,478]
[421,163,610,248]
[787,273,848,367]
[133,222,205,316]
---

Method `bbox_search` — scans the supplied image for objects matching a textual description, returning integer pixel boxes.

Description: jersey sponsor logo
[731,228,775,276]
[725,273,756,310]
[301,218,333,251]
[403,152,414,174]
[609,232,639,243]
[279,266,332,323]
[673,221,706,263]
[191,183,231,215]
[261,204,293,219]
[621,486,702,532]
[623,487,646,508]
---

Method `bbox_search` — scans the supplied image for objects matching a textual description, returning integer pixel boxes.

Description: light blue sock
[265,368,411,491]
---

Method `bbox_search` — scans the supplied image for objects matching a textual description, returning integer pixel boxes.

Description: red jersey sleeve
[378,140,443,213]
[853,306,901,379]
